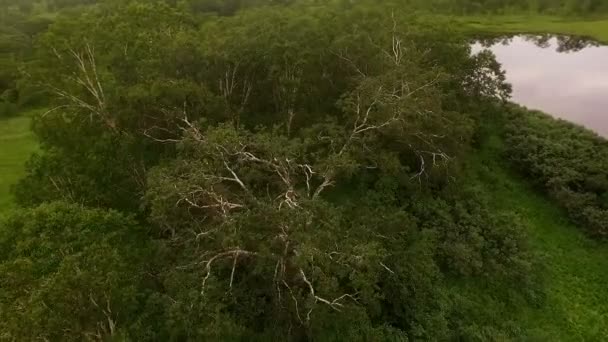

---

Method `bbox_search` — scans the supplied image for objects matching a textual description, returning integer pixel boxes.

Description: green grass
[474,117,608,340]
[451,14,608,43]
[0,114,37,212]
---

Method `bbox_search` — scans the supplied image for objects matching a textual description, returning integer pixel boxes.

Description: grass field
[0,114,37,213]
[473,116,608,340]
[450,14,608,42]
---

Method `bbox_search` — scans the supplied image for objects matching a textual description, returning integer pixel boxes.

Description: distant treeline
[0,0,271,117]
[1,0,606,116]
[408,0,608,14]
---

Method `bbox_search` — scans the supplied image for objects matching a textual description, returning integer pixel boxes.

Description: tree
[0,202,154,340]
[140,9,534,338]
[15,2,207,211]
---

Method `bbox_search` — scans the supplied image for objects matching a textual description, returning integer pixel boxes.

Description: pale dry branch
[388,13,404,66]
[179,192,244,217]
[331,49,367,78]
[298,269,356,322]
[41,105,73,118]
[190,226,216,242]
[405,74,441,98]
[142,127,181,143]
[410,155,426,182]
[50,43,118,131]
[229,253,238,290]
[283,280,304,325]
[222,160,248,192]
[218,62,253,127]
[379,262,395,274]
[88,293,116,338]
[312,176,335,200]
[201,249,256,296]
[298,163,315,197]
[273,64,302,136]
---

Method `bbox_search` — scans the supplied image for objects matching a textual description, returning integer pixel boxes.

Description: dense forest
[410,0,608,14]
[1,0,607,340]
[3,0,607,117]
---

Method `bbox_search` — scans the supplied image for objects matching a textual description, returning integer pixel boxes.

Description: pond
[473,35,608,137]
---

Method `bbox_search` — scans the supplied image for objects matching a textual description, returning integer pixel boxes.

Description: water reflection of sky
[473,36,608,137]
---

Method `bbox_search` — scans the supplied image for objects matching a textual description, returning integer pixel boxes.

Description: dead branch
[88,293,116,338]
[379,262,395,274]
[219,62,253,127]
[298,269,357,322]
[201,249,256,296]
[50,43,117,131]
[283,280,304,325]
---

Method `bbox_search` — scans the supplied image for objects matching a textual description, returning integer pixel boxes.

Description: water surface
[473,35,608,136]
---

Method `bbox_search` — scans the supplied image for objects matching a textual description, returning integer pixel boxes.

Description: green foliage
[408,0,608,15]
[0,8,54,113]
[504,106,608,238]
[15,2,205,210]
[137,14,532,333]
[15,2,496,210]
[0,202,153,340]
[0,0,557,339]
[0,0,98,114]
[0,100,18,118]
[144,121,452,338]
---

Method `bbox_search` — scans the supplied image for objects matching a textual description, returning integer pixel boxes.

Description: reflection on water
[477,34,599,52]
[473,35,608,136]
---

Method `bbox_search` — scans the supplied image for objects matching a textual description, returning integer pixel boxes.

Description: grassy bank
[474,115,608,340]
[458,15,608,337]
[450,14,608,43]
[0,114,37,212]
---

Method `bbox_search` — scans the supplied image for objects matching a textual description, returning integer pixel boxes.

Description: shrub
[0,100,18,118]
[0,202,154,340]
[504,106,608,238]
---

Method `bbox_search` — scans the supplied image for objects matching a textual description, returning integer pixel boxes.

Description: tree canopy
[0,0,566,340]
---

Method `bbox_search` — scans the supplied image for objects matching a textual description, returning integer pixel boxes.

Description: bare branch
[201,249,256,296]
[283,280,304,325]
[49,43,117,131]
[331,49,367,78]
[298,269,357,322]
[379,262,395,274]
[222,160,248,192]
[229,252,238,290]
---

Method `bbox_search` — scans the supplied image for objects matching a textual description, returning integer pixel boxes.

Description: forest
[1,0,607,340]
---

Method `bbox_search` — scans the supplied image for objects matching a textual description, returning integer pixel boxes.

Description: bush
[504,106,608,238]
[15,82,49,108]
[0,100,18,118]
[0,202,154,341]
